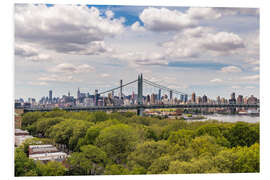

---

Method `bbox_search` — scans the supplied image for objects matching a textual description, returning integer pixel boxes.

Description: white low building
[15,135,33,147]
[29,151,68,162]
[28,144,68,162]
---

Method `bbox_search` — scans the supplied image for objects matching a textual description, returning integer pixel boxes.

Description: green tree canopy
[67,145,107,175]
[127,140,169,170]
[95,124,137,164]
[15,148,38,176]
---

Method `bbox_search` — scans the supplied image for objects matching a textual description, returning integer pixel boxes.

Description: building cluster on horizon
[15,88,259,109]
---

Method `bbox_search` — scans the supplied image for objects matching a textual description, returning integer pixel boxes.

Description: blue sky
[14,4,259,100]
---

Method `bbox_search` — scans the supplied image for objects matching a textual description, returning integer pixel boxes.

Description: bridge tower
[137,74,144,116]
[120,80,123,100]
[95,89,99,106]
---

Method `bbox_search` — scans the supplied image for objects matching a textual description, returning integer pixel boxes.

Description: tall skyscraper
[184,94,188,103]
[202,95,208,104]
[180,94,184,102]
[49,90,52,103]
[229,92,236,104]
[158,89,161,102]
[169,90,173,100]
[237,95,243,104]
[77,88,80,99]
[217,96,221,104]
[191,92,196,103]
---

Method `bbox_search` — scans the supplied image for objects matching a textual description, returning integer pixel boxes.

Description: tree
[67,145,107,175]
[168,129,194,147]
[36,117,64,137]
[22,112,43,128]
[167,157,214,174]
[195,124,231,147]
[36,161,67,176]
[188,135,223,157]
[148,155,172,174]
[47,119,92,151]
[15,148,38,176]
[95,124,137,164]
[226,122,259,147]
[127,140,169,170]
[214,143,259,173]
[104,164,129,175]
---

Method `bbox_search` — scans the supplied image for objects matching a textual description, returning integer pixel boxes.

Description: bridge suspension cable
[98,79,138,95]
[143,78,189,96]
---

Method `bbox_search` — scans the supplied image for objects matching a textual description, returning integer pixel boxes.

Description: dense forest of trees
[15,109,260,176]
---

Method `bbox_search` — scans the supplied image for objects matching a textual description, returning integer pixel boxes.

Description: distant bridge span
[23,104,259,113]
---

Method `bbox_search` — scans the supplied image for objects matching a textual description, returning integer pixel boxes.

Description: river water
[188,114,259,123]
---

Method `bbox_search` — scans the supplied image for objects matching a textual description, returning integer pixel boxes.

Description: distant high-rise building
[169,90,173,100]
[158,89,161,101]
[237,95,243,104]
[247,95,257,104]
[231,92,236,100]
[184,94,188,103]
[191,92,196,103]
[180,94,184,102]
[68,92,70,97]
[202,95,208,104]
[229,92,236,104]
[49,90,52,103]
[77,88,80,99]
[217,96,221,104]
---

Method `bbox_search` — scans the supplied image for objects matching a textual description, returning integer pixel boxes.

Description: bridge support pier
[137,74,144,116]
[137,107,144,116]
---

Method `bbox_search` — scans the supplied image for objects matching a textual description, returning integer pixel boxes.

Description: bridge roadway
[24,103,259,112]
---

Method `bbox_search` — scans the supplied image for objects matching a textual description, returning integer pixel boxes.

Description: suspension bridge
[23,74,259,116]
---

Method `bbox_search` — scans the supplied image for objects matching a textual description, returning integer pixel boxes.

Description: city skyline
[15,4,259,100]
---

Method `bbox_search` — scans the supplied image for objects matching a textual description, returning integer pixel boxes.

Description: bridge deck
[24,104,259,112]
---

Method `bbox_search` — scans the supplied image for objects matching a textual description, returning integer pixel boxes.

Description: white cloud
[139,7,221,32]
[28,81,48,86]
[217,8,259,16]
[210,78,223,83]
[37,74,78,83]
[112,51,168,66]
[241,74,259,81]
[139,7,195,32]
[131,21,145,32]
[15,4,125,55]
[232,85,241,89]
[221,66,242,73]
[101,73,110,78]
[162,27,245,58]
[187,7,221,20]
[49,63,94,74]
[15,44,52,62]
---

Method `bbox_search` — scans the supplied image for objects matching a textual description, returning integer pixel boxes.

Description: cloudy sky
[14,4,259,100]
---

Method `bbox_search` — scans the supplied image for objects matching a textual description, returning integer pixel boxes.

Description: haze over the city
[15,4,259,100]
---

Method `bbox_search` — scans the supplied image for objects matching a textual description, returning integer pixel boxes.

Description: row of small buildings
[15,129,67,163]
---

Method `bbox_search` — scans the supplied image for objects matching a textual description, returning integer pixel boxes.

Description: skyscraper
[191,92,196,103]
[158,89,161,102]
[77,88,80,99]
[184,94,188,103]
[202,95,208,104]
[237,95,243,104]
[49,90,52,103]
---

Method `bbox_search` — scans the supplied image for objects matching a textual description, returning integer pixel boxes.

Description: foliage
[225,122,259,147]
[95,124,137,164]
[67,145,107,175]
[18,111,260,175]
[36,161,67,176]
[15,148,38,176]
[127,140,169,170]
